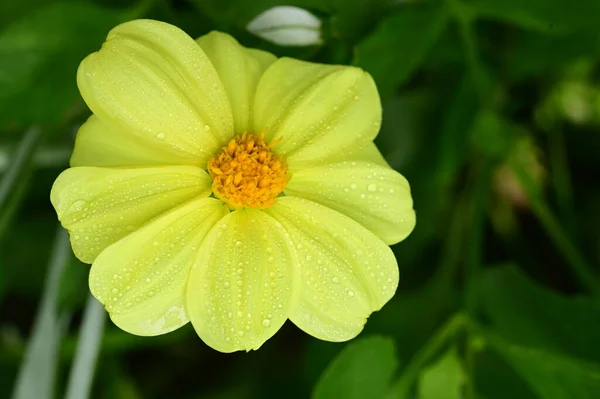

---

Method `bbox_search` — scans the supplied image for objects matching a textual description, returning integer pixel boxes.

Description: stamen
[208,131,288,209]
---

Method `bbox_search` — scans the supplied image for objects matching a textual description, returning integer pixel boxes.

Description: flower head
[50,20,416,352]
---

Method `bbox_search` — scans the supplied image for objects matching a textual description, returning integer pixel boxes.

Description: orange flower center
[208,132,288,209]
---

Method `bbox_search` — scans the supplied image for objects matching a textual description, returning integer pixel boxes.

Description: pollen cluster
[208,132,288,209]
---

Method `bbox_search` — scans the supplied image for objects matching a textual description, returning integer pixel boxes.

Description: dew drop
[156,132,166,140]
[367,183,378,192]
[331,276,340,284]
[348,290,355,297]
[71,200,87,211]
[350,183,357,190]
[262,319,271,328]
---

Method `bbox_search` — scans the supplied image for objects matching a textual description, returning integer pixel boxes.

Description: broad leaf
[312,336,398,399]
[354,5,449,99]
[479,265,600,363]
[418,347,466,399]
[467,0,600,33]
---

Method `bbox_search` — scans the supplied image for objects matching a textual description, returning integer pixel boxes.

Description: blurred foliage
[1,0,600,398]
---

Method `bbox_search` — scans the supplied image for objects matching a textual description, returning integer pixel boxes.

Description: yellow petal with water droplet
[347,141,390,167]
[253,58,381,170]
[186,209,299,352]
[197,31,276,134]
[77,19,233,165]
[50,166,212,263]
[90,198,228,336]
[70,116,202,167]
[265,197,398,342]
[285,161,415,245]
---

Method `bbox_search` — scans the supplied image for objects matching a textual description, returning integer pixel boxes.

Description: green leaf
[474,347,538,399]
[418,347,465,399]
[65,295,106,399]
[312,336,398,399]
[436,76,478,186]
[469,111,519,160]
[478,265,600,363]
[485,331,600,399]
[11,227,72,399]
[0,2,129,126]
[505,29,600,81]
[354,5,449,99]
[0,127,43,240]
[466,0,600,33]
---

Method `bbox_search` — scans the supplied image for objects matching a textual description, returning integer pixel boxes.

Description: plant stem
[511,162,600,296]
[446,0,489,103]
[464,162,493,399]
[547,126,576,234]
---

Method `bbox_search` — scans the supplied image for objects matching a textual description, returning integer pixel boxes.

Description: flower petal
[50,166,211,263]
[90,198,227,336]
[186,209,298,352]
[348,141,390,167]
[70,116,196,167]
[77,19,233,165]
[253,58,381,169]
[197,31,276,134]
[265,197,398,342]
[285,161,415,245]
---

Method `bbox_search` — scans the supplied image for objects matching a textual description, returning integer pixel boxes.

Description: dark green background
[2,0,600,398]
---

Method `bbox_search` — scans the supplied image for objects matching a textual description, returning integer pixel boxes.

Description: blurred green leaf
[0,0,57,27]
[312,336,398,399]
[0,127,43,240]
[58,258,90,313]
[436,76,478,186]
[0,2,129,127]
[469,111,519,159]
[486,330,600,399]
[467,0,600,33]
[506,30,600,81]
[65,295,105,399]
[11,227,71,399]
[479,265,600,363]
[354,4,449,99]
[418,347,465,399]
[474,348,538,399]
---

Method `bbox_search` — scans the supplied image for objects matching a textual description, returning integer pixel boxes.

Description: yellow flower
[50,19,416,352]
